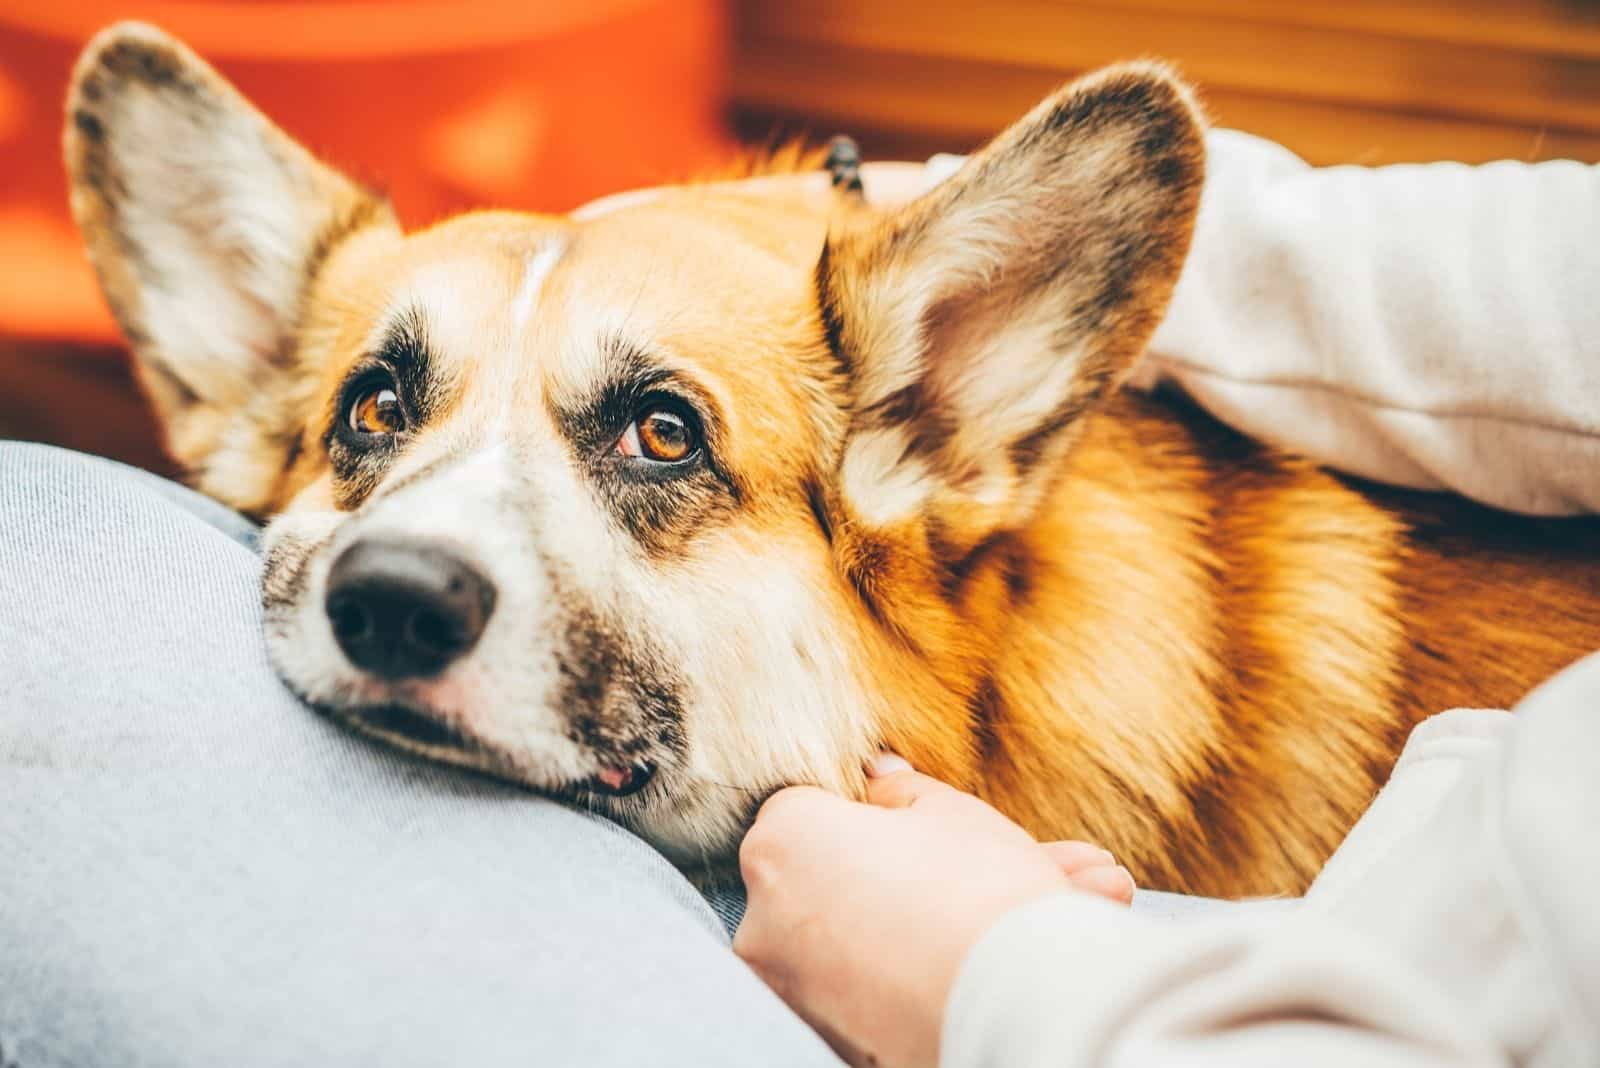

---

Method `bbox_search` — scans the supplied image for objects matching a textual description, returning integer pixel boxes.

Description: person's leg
[0,443,840,1068]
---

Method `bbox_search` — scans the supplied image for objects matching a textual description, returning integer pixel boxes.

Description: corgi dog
[66,23,1600,897]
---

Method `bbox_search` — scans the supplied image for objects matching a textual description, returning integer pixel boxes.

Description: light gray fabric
[0,442,841,1068]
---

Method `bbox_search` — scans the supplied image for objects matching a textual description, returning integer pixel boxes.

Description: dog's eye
[348,385,405,436]
[617,405,698,463]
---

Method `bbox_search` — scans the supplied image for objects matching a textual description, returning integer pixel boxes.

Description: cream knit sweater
[928,131,1600,514]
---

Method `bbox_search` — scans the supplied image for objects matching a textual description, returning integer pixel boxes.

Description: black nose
[324,539,496,680]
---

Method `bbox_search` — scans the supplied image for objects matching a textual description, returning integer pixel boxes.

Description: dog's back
[960,389,1600,896]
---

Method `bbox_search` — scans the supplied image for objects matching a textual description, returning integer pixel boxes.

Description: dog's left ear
[819,63,1204,561]
[65,22,397,512]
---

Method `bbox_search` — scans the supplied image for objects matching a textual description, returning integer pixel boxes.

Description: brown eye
[617,405,697,463]
[348,385,405,436]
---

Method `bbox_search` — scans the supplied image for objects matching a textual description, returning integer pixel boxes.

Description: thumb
[863,752,951,808]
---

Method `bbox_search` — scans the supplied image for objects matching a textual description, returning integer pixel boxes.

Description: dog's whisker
[686,778,766,795]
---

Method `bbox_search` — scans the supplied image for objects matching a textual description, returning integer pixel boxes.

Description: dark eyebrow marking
[320,303,446,510]
[378,304,442,426]
[563,342,676,457]
[554,334,741,498]
[319,303,440,448]
[550,334,745,555]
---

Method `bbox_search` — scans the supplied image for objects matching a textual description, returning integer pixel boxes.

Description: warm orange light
[2,3,658,60]
[0,1,733,342]
[0,61,21,144]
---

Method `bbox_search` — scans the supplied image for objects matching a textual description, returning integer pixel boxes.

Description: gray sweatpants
[0,443,841,1067]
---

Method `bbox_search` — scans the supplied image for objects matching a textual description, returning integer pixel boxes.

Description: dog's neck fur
[864,383,1600,897]
[850,389,1401,895]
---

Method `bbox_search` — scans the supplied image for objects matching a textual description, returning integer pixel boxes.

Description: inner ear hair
[819,62,1206,544]
[64,21,396,510]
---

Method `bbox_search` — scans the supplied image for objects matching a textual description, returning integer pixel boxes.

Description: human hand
[572,160,943,222]
[734,754,1133,1068]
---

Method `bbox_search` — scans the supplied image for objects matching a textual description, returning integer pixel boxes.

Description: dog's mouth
[347,702,472,752]
[337,702,662,800]
[584,760,658,797]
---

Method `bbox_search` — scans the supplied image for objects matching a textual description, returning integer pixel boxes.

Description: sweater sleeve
[938,710,1509,1068]
[939,893,1497,1068]
[1135,129,1600,515]
[941,660,1600,1068]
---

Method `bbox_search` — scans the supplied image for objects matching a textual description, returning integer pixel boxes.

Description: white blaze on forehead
[511,239,567,333]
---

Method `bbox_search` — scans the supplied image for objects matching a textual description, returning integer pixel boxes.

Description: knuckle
[742,785,839,887]
[751,785,825,837]
[732,915,781,980]
[864,774,919,808]
[731,922,758,962]
[754,785,806,825]
[738,829,782,887]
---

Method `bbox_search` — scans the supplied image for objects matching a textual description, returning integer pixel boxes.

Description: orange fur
[68,24,1600,896]
[879,394,1600,896]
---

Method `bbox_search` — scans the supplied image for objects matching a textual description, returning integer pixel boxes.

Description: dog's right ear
[816,64,1204,619]
[65,22,396,511]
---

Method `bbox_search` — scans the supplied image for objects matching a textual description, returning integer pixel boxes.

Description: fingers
[1040,840,1135,904]
[741,785,847,886]
[1068,863,1136,904]
[699,162,930,204]
[572,159,939,224]
[753,783,840,827]
[1039,839,1116,875]
[863,753,953,809]
[857,161,935,205]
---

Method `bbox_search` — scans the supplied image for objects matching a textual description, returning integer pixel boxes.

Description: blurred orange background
[2,1,731,343]
[5,0,1600,472]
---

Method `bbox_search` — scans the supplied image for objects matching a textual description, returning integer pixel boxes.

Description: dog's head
[66,23,1203,866]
